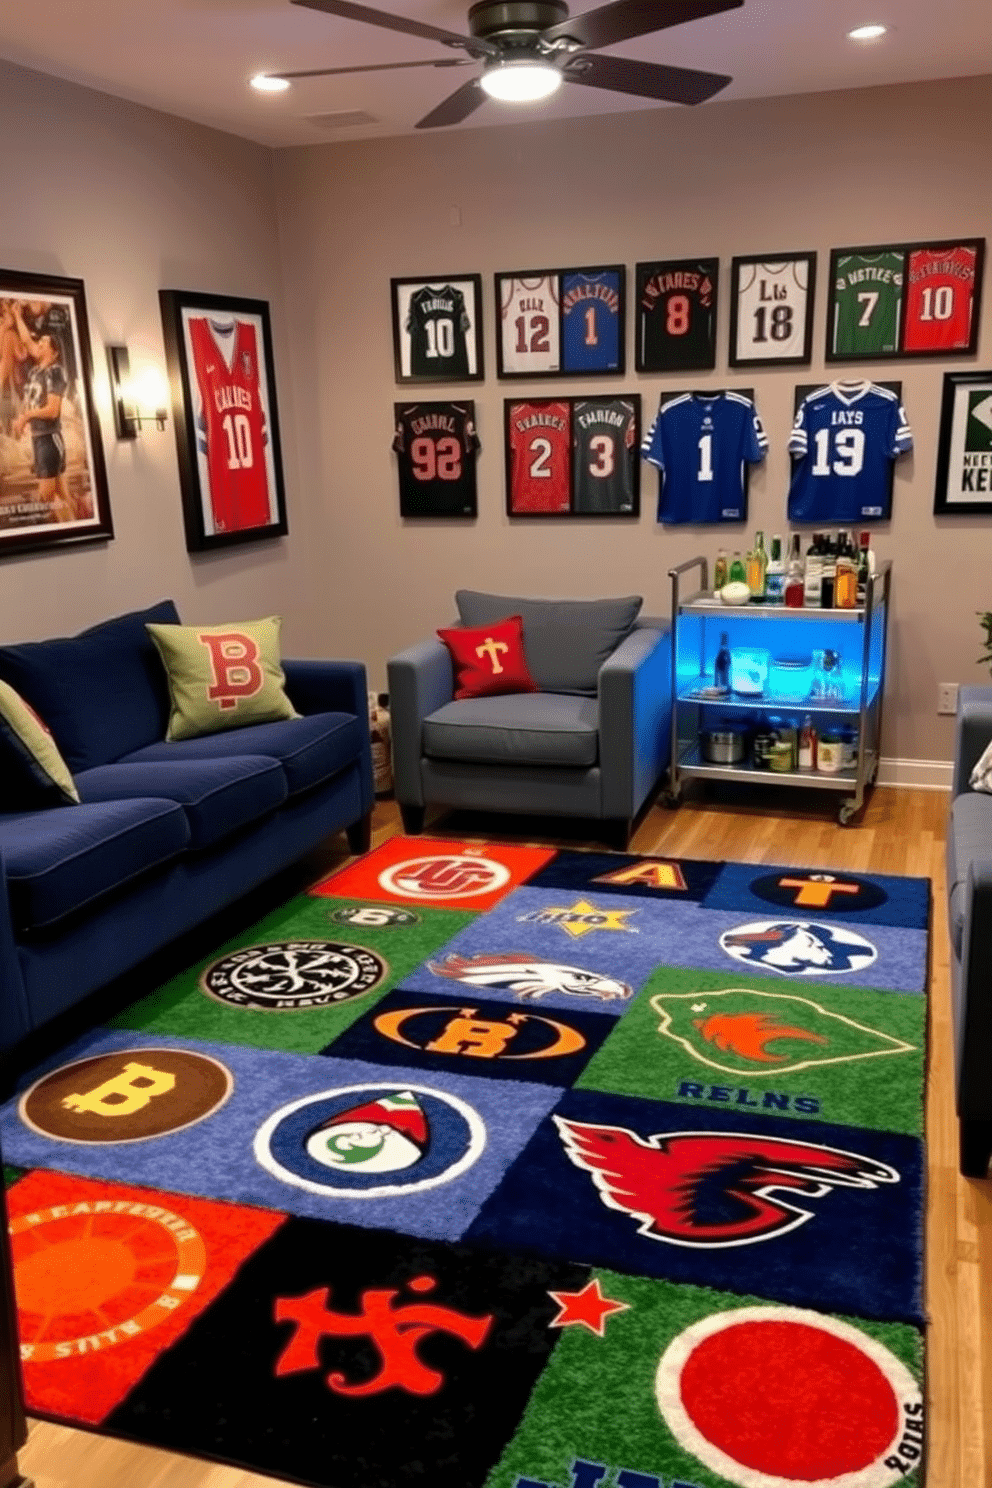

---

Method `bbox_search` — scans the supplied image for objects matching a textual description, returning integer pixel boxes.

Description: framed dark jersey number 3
[393,401,481,518]
[391,275,484,385]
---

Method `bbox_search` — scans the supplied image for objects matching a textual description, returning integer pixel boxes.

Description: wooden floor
[16,785,991,1488]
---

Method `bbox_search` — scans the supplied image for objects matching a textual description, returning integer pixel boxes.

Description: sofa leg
[399,804,426,835]
[602,818,632,852]
[346,813,372,855]
[960,1118,992,1178]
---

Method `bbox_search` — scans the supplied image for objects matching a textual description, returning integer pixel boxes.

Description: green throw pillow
[146,617,298,742]
[0,678,79,807]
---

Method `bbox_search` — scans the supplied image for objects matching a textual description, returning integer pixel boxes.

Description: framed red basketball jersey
[505,400,572,514]
[160,290,288,552]
[902,242,982,354]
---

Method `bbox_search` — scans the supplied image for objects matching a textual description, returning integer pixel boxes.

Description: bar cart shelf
[666,557,892,825]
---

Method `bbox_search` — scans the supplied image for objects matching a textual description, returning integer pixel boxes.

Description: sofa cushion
[0,601,179,773]
[122,712,364,799]
[0,680,79,810]
[454,590,642,696]
[0,798,190,932]
[75,757,287,851]
[423,693,599,768]
[146,616,298,741]
[948,792,992,958]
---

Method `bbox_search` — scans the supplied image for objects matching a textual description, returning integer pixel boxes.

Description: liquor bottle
[713,548,729,593]
[729,550,746,584]
[784,533,805,608]
[714,632,731,690]
[746,530,767,603]
[856,531,871,606]
[834,531,857,608]
[803,533,823,607]
[798,714,817,770]
[765,534,785,605]
[820,532,837,609]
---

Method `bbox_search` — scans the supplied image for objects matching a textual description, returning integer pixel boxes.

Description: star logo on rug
[547,1278,630,1336]
[517,899,639,939]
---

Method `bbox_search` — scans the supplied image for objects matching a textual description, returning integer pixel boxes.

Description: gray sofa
[946,685,992,1176]
[388,591,671,848]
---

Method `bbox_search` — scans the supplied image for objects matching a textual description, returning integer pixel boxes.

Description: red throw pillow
[437,615,538,700]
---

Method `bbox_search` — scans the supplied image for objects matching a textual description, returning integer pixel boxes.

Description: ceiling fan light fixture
[847,23,888,41]
[479,56,562,103]
[250,73,291,93]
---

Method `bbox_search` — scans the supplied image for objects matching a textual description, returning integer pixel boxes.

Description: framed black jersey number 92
[391,275,484,386]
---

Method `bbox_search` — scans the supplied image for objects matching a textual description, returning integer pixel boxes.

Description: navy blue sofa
[0,602,374,1057]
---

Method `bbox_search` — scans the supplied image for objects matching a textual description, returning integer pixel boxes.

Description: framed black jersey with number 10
[391,275,484,385]
[495,266,626,379]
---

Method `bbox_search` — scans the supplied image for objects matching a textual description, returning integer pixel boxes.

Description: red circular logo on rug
[655,1305,923,1486]
[11,1200,206,1362]
[379,855,512,900]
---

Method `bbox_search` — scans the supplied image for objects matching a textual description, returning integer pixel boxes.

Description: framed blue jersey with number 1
[641,389,767,525]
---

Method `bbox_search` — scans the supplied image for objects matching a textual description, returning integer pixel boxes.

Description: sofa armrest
[958,859,992,1122]
[953,686,992,798]
[387,641,455,808]
[282,658,367,720]
[0,847,32,1057]
[598,624,672,821]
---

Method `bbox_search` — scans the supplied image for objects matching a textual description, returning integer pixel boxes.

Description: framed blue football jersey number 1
[495,265,626,380]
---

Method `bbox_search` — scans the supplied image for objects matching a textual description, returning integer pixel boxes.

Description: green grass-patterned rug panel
[577,964,926,1135]
[110,895,476,1054]
[486,1269,924,1488]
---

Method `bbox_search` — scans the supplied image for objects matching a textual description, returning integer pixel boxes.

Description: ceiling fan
[275,0,744,129]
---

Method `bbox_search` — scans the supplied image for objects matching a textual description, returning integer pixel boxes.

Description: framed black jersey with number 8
[729,251,817,368]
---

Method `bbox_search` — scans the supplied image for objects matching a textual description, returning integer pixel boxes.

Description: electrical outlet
[938,682,959,715]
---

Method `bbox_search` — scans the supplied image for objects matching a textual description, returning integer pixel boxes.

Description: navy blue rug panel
[527,851,724,903]
[321,986,617,1087]
[104,1216,590,1488]
[465,1088,925,1327]
[701,861,931,929]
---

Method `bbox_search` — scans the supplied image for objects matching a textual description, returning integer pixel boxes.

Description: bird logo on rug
[554,1119,899,1247]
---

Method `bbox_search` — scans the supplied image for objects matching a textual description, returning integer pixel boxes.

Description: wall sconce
[108,345,169,439]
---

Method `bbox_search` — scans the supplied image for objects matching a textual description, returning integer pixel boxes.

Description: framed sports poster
[159,289,288,553]
[391,275,483,385]
[0,269,112,557]
[392,400,480,518]
[504,395,640,518]
[495,265,625,379]
[827,238,985,362]
[933,371,992,515]
[635,258,719,373]
[729,252,816,368]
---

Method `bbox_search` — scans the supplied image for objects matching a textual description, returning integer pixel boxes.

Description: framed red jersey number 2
[160,290,288,552]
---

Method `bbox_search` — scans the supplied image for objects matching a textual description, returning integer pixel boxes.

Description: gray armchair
[387,591,672,849]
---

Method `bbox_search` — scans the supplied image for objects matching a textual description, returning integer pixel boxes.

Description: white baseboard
[876,757,953,791]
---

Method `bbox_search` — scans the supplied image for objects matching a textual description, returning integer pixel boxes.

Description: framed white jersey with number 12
[729,251,817,368]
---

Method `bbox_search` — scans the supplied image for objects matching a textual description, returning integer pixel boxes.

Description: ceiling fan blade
[563,50,731,105]
[415,77,487,129]
[543,0,743,52]
[276,58,472,80]
[289,0,497,55]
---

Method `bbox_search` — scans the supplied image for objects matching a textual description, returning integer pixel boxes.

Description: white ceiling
[0,0,989,148]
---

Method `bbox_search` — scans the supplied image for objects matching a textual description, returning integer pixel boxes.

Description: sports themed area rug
[1,837,931,1488]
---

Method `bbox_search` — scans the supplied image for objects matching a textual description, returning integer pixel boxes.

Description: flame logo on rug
[694,1011,828,1064]
[553,1119,899,1248]
[427,953,632,1003]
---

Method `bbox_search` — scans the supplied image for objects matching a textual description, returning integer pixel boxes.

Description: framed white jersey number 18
[729,251,817,369]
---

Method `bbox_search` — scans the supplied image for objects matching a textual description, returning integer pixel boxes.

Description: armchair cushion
[436,615,537,700]
[423,693,599,768]
[454,590,642,696]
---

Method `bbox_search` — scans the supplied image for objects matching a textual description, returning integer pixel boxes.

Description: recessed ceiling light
[250,74,290,93]
[848,24,888,41]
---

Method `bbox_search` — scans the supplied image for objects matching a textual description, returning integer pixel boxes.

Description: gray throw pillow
[454,591,642,696]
